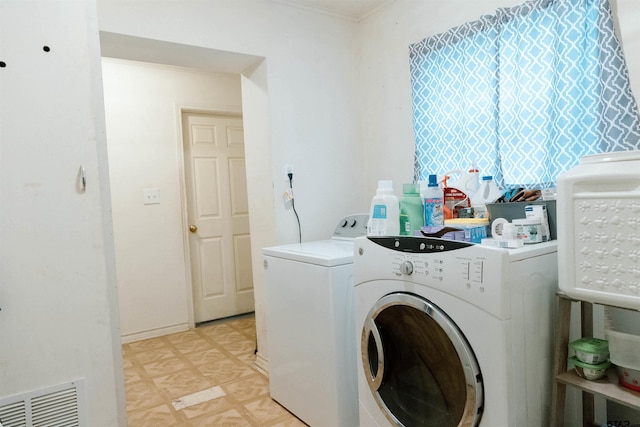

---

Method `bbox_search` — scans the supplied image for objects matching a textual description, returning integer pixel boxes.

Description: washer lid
[580,150,640,164]
[262,240,355,266]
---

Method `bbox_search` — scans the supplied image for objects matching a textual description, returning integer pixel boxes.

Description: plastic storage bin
[605,329,640,370]
[486,200,557,240]
[557,150,640,310]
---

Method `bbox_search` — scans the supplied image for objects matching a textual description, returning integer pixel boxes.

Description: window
[410,0,640,189]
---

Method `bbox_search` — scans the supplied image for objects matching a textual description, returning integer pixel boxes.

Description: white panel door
[182,111,254,323]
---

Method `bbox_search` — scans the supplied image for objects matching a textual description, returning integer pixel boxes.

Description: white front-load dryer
[262,214,368,427]
[353,236,558,427]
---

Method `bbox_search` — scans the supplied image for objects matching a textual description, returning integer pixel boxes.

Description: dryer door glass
[362,292,483,427]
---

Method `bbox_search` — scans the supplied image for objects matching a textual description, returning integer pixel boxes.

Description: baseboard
[254,350,269,377]
[121,323,190,344]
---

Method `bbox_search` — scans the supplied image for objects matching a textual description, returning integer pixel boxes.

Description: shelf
[556,368,640,411]
[550,293,640,426]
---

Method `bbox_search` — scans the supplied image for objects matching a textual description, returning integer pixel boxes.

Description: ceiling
[274,0,393,21]
[100,1,394,73]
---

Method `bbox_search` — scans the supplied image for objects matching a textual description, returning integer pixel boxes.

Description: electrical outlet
[284,164,294,177]
[283,189,294,202]
[143,188,160,205]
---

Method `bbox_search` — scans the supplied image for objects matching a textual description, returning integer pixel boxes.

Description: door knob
[189,225,198,233]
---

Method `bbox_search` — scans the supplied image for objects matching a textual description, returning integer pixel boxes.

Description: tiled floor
[122,313,307,426]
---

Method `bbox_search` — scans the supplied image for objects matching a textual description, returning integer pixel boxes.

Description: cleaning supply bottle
[470,175,503,219]
[367,180,400,236]
[423,174,444,226]
[399,183,424,235]
[442,165,479,218]
[445,165,481,197]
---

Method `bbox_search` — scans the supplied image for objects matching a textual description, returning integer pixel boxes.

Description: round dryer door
[361,292,483,427]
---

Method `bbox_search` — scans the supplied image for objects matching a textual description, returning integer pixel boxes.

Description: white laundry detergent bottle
[470,175,503,218]
[367,180,400,236]
[446,165,481,196]
[442,165,480,218]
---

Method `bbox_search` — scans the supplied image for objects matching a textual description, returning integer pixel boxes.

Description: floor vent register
[0,379,86,427]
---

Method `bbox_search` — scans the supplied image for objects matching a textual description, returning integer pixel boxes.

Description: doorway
[181,111,254,323]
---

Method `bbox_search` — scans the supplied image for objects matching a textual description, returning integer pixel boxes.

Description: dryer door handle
[363,319,385,392]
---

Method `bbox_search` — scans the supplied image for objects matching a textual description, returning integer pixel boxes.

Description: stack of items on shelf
[365,165,554,241]
[567,337,611,381]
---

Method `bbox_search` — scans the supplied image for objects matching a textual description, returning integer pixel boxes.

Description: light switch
[143,188,160,205]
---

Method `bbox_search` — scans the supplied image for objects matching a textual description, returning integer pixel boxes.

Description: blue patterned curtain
[410,0,640,188]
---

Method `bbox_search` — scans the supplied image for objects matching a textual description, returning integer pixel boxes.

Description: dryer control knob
[400,261,414,275]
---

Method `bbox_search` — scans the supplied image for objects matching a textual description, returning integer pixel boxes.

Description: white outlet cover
[143,188,160,204]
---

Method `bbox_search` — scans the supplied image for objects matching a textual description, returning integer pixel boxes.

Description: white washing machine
[353,236,558,427]
[263,214,368,427]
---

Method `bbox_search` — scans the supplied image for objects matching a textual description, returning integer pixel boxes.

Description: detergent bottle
[446,165,481,196]
[422,175,444,226]
[470,175,503,219]
[399,183,423,235]
[367,180,400,236]
[442,165,479,219]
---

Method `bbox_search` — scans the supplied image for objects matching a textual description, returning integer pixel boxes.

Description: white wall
[358,0,640,195]
[97,0,640,383]
[97,0,367,244]
[0,1,124,425]
[102,59,244,340]
[97,0,366,364]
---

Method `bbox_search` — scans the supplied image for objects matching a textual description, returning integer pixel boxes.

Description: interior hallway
[122,313,306,426]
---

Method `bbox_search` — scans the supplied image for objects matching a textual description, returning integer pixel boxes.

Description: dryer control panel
[368,236,473,252]
[356,236,510,319]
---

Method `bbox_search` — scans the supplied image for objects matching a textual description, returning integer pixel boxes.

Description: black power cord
[288,172,302,243]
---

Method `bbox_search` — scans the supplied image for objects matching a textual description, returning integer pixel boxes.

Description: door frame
[176,105,244,328]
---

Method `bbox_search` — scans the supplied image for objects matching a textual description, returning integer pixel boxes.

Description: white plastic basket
[557,150,640,310]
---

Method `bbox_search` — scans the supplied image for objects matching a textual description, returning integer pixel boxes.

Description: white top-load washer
[353,236,558,427]
[263,213,368,427]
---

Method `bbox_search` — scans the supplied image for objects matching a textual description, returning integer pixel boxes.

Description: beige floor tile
[125,380,166,411]
[128,336,168,353]
[124,313,307,426]
[243,396,293,424]
[198,358,255,383]
[133,346,178,365]
[123,362,143,385]
[210,330,248,346]
[142,356,192,377]
[153,369,214,399]
[179,395,236,420]
[181,347,227,366]
[127,403,182,427]
[187,408,252,427]
[197,323,236,338]
[221,374,270,403]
